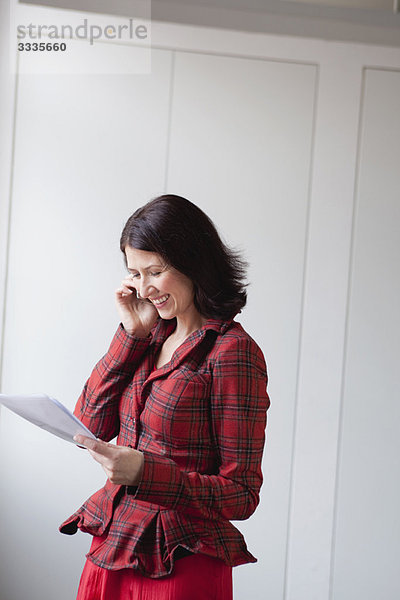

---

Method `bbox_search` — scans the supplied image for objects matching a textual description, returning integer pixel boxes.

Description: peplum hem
[60,491,257,578]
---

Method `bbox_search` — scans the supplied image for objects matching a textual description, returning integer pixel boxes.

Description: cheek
[162,271,194,305]
[175,283,194,304]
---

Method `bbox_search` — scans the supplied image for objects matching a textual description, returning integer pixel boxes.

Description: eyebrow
[127,264,164,272]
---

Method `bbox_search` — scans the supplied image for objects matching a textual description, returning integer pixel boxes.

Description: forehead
[124,247,163,269]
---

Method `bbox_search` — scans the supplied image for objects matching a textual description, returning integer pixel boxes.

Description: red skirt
[76,536,233,600]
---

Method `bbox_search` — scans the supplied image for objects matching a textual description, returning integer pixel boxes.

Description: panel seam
[0,51,20,393]
[282,60,320,600]
[163,50,176,192]
[327,66,368,600]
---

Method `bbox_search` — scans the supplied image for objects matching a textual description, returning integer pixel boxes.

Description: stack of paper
[0,393,96,444]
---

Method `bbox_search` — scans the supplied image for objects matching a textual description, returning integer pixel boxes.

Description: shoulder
[210,321,267,375]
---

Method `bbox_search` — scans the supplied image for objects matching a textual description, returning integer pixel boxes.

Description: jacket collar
[149,316,234,345]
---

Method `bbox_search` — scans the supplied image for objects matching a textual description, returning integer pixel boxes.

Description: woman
[60,194,270,600]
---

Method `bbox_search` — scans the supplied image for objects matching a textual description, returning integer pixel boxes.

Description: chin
[157,308,175,319]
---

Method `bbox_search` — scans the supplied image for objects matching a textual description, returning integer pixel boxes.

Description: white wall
[331,67,400,600]
[0,5,399,600]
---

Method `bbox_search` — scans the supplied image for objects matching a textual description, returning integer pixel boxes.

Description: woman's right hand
[115,275,158,337]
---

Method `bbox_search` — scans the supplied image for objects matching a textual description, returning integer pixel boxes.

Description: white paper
[0,393,96,445]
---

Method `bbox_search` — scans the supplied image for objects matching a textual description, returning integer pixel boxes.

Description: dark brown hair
[120,194,247,320]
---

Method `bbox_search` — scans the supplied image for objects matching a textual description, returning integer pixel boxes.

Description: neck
[174,311,207,341]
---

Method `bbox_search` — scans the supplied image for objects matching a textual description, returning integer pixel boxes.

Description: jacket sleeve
[131,335,270,521]
[74,324,152,442]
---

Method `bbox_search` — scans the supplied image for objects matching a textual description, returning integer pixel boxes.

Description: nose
[138,276,157,299]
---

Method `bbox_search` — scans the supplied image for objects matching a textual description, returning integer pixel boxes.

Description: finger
[122,276,137,287]
[73,434,92,448]
[115,291,134,301]
[116,285,136,296]
[73,435,112,455]
[116,284,134,293]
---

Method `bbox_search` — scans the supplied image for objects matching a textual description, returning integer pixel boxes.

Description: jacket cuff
[126,452,181,510]
[101,323,152,371]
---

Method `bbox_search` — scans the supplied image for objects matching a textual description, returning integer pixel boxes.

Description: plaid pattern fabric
[60,317,270,578]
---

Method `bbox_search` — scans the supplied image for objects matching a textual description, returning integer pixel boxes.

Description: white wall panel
[331,68,400,600]
[284,56,365,600]
[0,45,172,600]
[166,50,317,599]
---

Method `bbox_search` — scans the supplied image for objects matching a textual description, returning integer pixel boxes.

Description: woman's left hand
[74,436,144,486]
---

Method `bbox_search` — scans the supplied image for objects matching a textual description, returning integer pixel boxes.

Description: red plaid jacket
[60,316,270,578]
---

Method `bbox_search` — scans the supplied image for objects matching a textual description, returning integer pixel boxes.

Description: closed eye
[127,265,168,278]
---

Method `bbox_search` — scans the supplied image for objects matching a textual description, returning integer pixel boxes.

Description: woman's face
[125,246,198,322]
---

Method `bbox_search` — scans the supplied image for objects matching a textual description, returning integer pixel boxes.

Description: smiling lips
[150,294,170,307]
